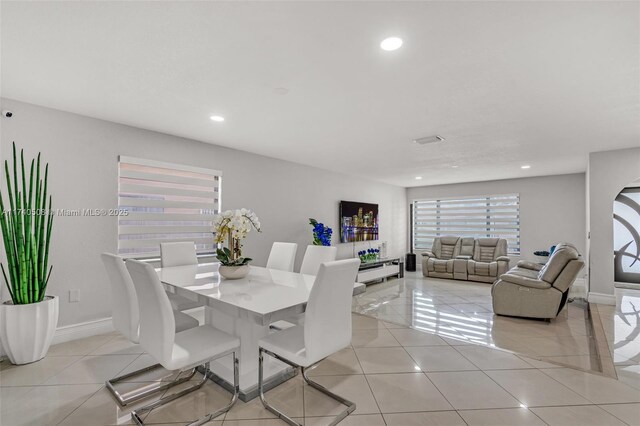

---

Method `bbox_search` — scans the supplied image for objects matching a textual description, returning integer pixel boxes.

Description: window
[118,156,221,258]
[412,194,520,255]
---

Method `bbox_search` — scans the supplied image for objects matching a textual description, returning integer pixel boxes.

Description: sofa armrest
[496,256,510,277]
[422,252,435,258]
[517,260,543,271]
[500,274,551,289]
[456,255,472,260]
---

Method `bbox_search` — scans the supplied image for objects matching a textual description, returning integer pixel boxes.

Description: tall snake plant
[0,142,53,304]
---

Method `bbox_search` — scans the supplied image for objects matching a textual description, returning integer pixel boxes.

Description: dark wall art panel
[340,201,379,243]
[614,187,640,284]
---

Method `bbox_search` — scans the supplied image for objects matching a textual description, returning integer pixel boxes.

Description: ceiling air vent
[413,135,445,145]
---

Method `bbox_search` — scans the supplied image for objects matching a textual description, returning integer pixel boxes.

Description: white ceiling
[2,1,639,187]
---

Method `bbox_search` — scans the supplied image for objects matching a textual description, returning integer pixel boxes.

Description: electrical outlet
[69,289,80,303]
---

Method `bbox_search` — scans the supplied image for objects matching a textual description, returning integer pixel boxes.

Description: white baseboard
[570,278,587,299]
[52,317,114,345]
[0,317,114,358]
[588,292,616,305]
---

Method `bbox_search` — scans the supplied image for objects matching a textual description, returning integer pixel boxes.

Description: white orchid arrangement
[213,209,261,266]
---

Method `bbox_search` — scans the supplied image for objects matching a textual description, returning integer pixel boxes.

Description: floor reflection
[594,292,640,389]
[352,271,609,375]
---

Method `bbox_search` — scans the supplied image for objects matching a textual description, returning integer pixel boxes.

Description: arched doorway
[614,178,640,284]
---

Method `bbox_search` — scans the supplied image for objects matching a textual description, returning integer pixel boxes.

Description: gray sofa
[422,236,510,283]
[491,243,585,319]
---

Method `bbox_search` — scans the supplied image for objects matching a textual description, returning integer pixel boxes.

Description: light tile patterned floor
[1,272,640,425]
[353,272,603,373]
[2,311,640,425]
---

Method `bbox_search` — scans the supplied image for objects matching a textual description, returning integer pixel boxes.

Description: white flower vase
[0,295,59,365]
[219,265,250,280]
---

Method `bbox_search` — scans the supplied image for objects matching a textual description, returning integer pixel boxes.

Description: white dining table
[156,262,366,401]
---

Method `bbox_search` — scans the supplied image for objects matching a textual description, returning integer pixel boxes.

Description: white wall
[0,98,407,327]
[588,147,640,298]
[407,174,587,265]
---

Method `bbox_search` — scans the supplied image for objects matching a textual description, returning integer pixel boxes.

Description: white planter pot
[0,295,59,365]
[219,265,250,280]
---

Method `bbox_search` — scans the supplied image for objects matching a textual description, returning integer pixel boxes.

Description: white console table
[357,257,404,283]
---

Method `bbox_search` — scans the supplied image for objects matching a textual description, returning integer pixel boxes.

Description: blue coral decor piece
[309,218,333,246]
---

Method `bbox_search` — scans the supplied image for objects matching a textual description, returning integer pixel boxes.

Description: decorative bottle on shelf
[379,241,387,259]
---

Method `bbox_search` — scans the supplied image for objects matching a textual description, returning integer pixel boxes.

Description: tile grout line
[351,344,386,421]
[595,403,636,426]
[390,335,462,415]
[54,383,105,426]
[536,366,633,407]
[480,366,602,409]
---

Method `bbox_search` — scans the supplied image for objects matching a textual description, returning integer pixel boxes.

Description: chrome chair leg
[301,366,356,425]
[189,353,240,426]
[131,362,211,425]
[106,363,197,406]
[259,347,356,426]
[130,353,239,426]
[259,348,302,426]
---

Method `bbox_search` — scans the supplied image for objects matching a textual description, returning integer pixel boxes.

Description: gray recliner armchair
[421,236,461,279]
[491,243,585,319]
[467,238,511,283]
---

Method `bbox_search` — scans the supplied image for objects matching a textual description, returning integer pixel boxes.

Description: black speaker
[405,253,416,272]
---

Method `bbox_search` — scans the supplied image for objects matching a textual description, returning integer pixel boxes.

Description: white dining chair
[266,242,298,272]
[160,242,202,311]
[125,258,240,426]
[101,253,200,406]
[299,245,338,275]
[270,245,339,331]
[258,258,361,426]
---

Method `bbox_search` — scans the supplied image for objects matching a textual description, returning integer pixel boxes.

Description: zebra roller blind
[412,194,520,255]
[118,156,221,258]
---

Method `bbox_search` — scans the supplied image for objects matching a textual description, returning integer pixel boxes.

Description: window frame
[117,156,222,259]
[411,193,520,255]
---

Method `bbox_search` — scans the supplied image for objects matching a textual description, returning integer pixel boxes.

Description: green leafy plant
[0,142,53,304]
[216,247,252,267]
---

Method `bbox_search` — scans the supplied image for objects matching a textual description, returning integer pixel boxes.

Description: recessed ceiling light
[521,165,531,169]
[210,115,225,122]
[415,176,423,180]
[380,37,403,51]
[451,165,459,168]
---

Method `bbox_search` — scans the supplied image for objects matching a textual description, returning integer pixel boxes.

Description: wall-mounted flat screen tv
[340,201,379,243]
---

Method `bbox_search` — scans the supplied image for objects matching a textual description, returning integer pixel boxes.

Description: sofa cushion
[441,244,456,260]
[508,267,540,280]
[500,274,553,289]
[516,260,543,272]
[432,236,461,260]
[459,238,475,258]
[468,260,498,277]
[473,238,506,262]
[478,246,496,262]
[538,243,579,283]
[429,258,454,273]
